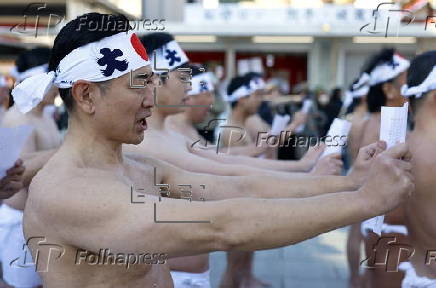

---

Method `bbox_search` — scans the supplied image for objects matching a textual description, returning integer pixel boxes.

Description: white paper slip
[379,102,409,149]
[322,118,352,158]
[295,100,313,133]
[0,125,33,178]
[270,114,290,136]
[366,102,409,236]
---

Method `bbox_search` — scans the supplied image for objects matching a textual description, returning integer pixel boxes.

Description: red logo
[130,33,148,61]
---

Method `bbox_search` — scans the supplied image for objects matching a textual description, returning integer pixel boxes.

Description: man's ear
[71,80,98,114]
[382,82,395,100]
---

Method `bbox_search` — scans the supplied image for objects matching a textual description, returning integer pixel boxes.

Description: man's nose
[142,88,155,108]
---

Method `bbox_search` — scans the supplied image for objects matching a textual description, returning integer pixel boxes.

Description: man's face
[0,87,9,108]
[243,89,263,114]
[385,71,408,106]
[91,66,155,145]
[185,91,214,123]
[156,69,191,115]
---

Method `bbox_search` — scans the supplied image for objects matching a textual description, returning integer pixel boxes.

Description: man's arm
[129,141,390,201]
[21,149,56,187]
[125,144,302,178]
[191,143,323,172]
[41,144,413,260]
[152,156,356,201]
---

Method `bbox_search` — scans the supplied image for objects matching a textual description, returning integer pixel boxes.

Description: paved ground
[209,227,350,288]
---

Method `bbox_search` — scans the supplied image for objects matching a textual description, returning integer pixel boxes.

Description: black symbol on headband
[165,49,181,66]
[389,60,399,69]
[199,81,209,92]
[98,48,128,77]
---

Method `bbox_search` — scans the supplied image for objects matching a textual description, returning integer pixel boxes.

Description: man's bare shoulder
[408,132,436,193]
[29,153,130,215]
[2,107,31,127]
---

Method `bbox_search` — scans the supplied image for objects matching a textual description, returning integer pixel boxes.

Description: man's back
[2,106,61,152]
[406,131,436,278]
[24,149,173,288]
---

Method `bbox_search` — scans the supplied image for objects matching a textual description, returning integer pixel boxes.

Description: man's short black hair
[16,47,51,73]
[227,72,263,109]
[48,13,131,111]
[140,32,174,57]
[363,48,397,113]
[408,50,436,113]
[189,63,206,77]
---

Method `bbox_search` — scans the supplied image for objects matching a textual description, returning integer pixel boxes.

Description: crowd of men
[0,12,434,288]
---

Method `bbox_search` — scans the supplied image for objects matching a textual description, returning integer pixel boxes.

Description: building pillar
[225,48,236,81]
[308,38,334,91]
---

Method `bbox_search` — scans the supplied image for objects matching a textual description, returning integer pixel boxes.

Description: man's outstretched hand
[311,153,343,176]
[349,141,387,187]
[358,142,414,216]
[0,159,25,199]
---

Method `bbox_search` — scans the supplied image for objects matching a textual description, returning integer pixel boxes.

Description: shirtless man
[400,50,436,287]
[221,72,344,288]
[165,64,214,144]
[0,47,62,288]
[18,13,414,288]
[130,32,332,177]
[164,64,217,287]
[347,48,411,288]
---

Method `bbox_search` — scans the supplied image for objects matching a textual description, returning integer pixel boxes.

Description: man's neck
[231,108,249,125]
[30,103,45,117]
[147,109,166,131]
[414,107,436,141]
[63,118,124,169]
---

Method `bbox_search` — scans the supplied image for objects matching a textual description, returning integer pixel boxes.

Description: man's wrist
[294,159,311,172]
[345,174,361,191]
[356,187,380,218]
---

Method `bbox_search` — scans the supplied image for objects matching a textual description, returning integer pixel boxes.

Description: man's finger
[14,159,23,167]
[3,181,23,192]
[393,159,412,172]
[7,165,25,176]
[383,143,410,159]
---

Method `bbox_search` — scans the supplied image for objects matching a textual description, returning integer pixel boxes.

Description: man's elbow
[210,201,248,251]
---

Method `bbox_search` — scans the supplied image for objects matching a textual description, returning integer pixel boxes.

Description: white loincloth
[361,221,408,238]
[170,270,211,288]
[399,262,436,288]
[0,204,42,288]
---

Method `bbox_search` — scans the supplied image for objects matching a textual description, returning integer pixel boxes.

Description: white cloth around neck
[12,31,150,113]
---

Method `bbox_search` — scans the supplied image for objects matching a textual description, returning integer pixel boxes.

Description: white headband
[401,66,436,98]
[188,72,214,96]
[369,54,410,86]
[12,31,150,113]
[352,73,370,90]
[13,64,49,83]
[225,78,265,102]
[150,40,189,73]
